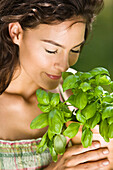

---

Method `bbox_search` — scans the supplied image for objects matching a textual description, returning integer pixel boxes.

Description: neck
[4,67,40,100]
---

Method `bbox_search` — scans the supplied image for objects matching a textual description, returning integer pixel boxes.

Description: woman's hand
[45,142,109,170]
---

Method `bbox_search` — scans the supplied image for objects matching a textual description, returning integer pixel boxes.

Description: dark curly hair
[0,0,104,94]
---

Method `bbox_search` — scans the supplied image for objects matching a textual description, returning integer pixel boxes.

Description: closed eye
[45,49,80,54]
[71,49,80,53]
[45,49,58,54]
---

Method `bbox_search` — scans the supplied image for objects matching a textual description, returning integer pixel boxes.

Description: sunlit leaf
[102,106,113,120]
[63,122,80,138]
[90,67,110,76]
[67,91,87,110]
[62,72,73,81]
[30,113,48,129]
[48,109,63,134]
[38,104,51,112]
[79,82,92,92]
[36,89,50,105]
[80,72,92,80]
[62,75,79,91]
[50,93,60,107]
[82,102,97,120]
[76,110,86,124]
[94,86,103,97]
[86,112,101,129]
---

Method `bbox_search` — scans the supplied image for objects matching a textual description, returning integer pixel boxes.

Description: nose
[54,53,70,73]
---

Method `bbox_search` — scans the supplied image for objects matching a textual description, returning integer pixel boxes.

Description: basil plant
[30,67,113,162]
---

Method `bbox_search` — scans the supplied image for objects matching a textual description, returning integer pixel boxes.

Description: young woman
[0,0,109,169]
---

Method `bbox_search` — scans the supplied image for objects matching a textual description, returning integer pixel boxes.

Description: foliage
[30,67,113,161]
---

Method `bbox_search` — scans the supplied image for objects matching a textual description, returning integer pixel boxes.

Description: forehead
[23,17,86,47]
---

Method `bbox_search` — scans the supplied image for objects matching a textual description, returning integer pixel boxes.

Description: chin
[42,81,60,90]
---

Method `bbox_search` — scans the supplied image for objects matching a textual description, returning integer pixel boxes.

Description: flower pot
[66,121,113,170]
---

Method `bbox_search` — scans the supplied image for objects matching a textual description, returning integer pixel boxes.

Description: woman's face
[19,18,86,90]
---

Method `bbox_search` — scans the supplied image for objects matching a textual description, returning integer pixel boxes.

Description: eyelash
[71,49,80,53]
[45,49,80,54]
[45,49,58,54]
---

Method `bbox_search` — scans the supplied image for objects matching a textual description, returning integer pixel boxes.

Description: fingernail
[102,161,109,166]
[103,149,109,155]
[93,142,100,148]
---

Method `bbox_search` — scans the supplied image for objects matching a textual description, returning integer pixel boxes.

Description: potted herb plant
[30,67,113,169]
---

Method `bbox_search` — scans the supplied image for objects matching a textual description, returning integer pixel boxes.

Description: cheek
[69,54,79,66]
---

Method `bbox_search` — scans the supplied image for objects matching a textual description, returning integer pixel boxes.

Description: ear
[8,22,23,46]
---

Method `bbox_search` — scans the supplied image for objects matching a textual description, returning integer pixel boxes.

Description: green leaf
[37,132,47,149]
[90,67,110,76]
[50,93,60,107]
[48,92,53,101]
[81,127,93,148]
[108,117,113,125]
[95,75,111,85]
[108,123,113,138]
[63,111,72,118]
[62,72,73,81]
[103,95,113,103]
[82,102,97,120]
[76,110,86,124]
[89,79,97,85]
[37,142,48,153]
[63,122,80,138]
[62,75,79,91]
[102,106,113,120]
[36,89,50,105]
[38,104,51,112]
[94,86,103,97]
[48,128,55,140]
[75,71,83,77]
[48,140,58,162]
[58,102,72,116]
[86,112,101,129]
[102,102,113,107]
[30,113,48,129]
[87,91,95,100]
[48,109,63,134]
[54,134,66,154]
[110,92,113,97]
[67,91,87,110]
[103,90,109,95]
[36,89,42,96]
[64,117,72,123]
[49,146,58,162]
[99,119,109,142]
[98,75,111,85]
[79,82,92,92]
[80,72,92,80]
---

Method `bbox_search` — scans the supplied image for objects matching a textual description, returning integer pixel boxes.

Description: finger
[73,159,110,170]
[64,147,109,167]
[65,136,71,144]
[64,141,101,158]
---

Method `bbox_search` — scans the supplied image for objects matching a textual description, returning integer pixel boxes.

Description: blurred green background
[73,0,113,79]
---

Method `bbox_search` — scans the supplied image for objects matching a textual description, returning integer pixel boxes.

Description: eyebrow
[41,39,85,49]
[68,21,86,28]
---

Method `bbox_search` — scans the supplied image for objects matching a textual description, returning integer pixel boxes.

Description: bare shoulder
[0,92,24,112]
[0,92,47,140]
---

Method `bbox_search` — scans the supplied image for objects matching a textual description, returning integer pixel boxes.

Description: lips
[46,73,62,80]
